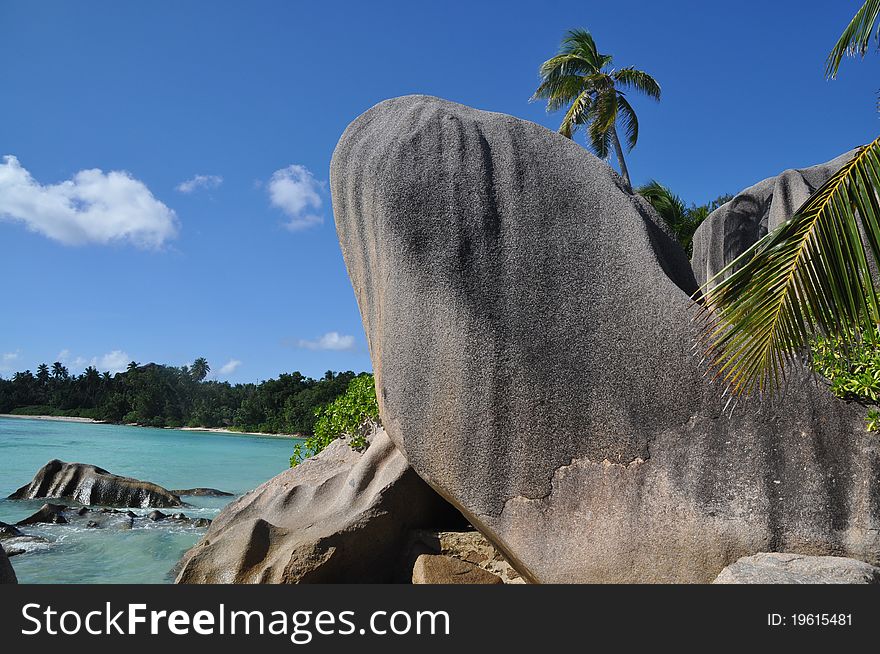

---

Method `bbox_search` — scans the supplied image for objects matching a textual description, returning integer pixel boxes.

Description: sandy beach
[0,414,300,439]
[177,426,302,440]
[0,414,103,424]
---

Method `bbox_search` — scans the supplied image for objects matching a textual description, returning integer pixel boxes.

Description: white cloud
[176,174,223,194]
[0,155,178,248]
[94,350,130,374]
[218,359,242,375]
[297,332,355,351]
[57,348,130,374]
[267,164,324,230]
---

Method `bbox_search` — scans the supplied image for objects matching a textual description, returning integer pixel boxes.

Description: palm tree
[36,363,50,387]
[699,1,880,396]
[531,28,661,191]
[51,361,68,381]
[191,357,210,382]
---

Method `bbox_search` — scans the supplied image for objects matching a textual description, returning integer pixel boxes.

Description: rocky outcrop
[171,488,233,497]
[16,503,68,526]
[332,95,880,583]
[9,460,183,508]
[412,554,503,584]
[713,553,880,584]
[690,151,855,289]
[175,429,463,584]
[0,543,16,584]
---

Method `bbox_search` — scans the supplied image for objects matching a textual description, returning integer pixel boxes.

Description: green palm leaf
[698,137,880,396]
[826,0,880,79]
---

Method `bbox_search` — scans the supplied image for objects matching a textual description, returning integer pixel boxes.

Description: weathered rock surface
[0,543,16,584]
[9,460,183,508]
[332,95,880,583]
[412,554,503,584]
[713,553,880,584]
[176,429,463,583]
[403,529,523,583]
[16,503,68,526]
[691,150,855,289]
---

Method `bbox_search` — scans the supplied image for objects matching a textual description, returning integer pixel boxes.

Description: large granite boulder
[713,553,880,584]
[331,95,880,583]
[9,459,183,508]
[0,543,16,584]
[175,428,462,583]
[691,150,855,289]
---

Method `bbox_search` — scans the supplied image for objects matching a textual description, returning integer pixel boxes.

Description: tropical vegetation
[532,28,660,191]
[290,372,379,467]
[0,358,361,435]
[636,181,732,255]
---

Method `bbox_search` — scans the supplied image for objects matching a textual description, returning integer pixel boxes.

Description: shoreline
[0,414,103,424]
[0,414,302,440]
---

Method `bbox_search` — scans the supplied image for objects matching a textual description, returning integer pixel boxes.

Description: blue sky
[1,0,879,382]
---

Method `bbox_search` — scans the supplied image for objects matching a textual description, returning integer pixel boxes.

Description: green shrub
[290,373,379,466]
[811,328,880,431]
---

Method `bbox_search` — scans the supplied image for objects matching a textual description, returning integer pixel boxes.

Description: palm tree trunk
[610,127,632,192]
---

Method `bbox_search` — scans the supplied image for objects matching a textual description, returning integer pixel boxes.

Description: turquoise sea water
[0,416,301,583]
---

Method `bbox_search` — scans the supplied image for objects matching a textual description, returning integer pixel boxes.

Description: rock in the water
[9,459,182,508]
[332,95,880,583]
[0,543,16,584]
[176,429,462,583]
[412,553,503,584]
[16,503,68,526]
[0,521,24,540]
[147,510,167,522]
[691,150,855,290]
[192,518,211,528]
[713,553,880,584]
[171,488,233,497]
[86,520,100,529]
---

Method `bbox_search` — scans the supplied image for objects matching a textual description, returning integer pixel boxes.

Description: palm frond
[698,137,880,396]
[612,67,661,101]
[537,53,598,81]
[531,73,588,111]
[559,90,592,138]
[559,29,603,69]
[826,0,880,79]
[616,94,639,150]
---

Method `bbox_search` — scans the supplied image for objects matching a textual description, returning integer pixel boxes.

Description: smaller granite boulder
[0,543,16,584]
[176,428,463,584]
[16,503,68,526]
[9,460,183,508]
[412,554,503,584]
[712,553,880,584]
[147,510,167,522]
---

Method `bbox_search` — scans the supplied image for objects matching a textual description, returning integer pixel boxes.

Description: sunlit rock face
[9,459,183,508]
[332,95,880,583]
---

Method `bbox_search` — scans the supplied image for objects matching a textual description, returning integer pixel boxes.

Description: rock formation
[411,554,503,584]
[9,459,183,508]
[176,429,463,583]
[690,150,855,289]
[0,543,16,584]
[713,553,880,584]
[331,95,880,583]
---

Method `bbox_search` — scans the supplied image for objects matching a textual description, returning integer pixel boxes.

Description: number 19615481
[768,613,852,627]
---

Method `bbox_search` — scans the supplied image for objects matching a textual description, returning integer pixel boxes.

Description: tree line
[0,358,361,434]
